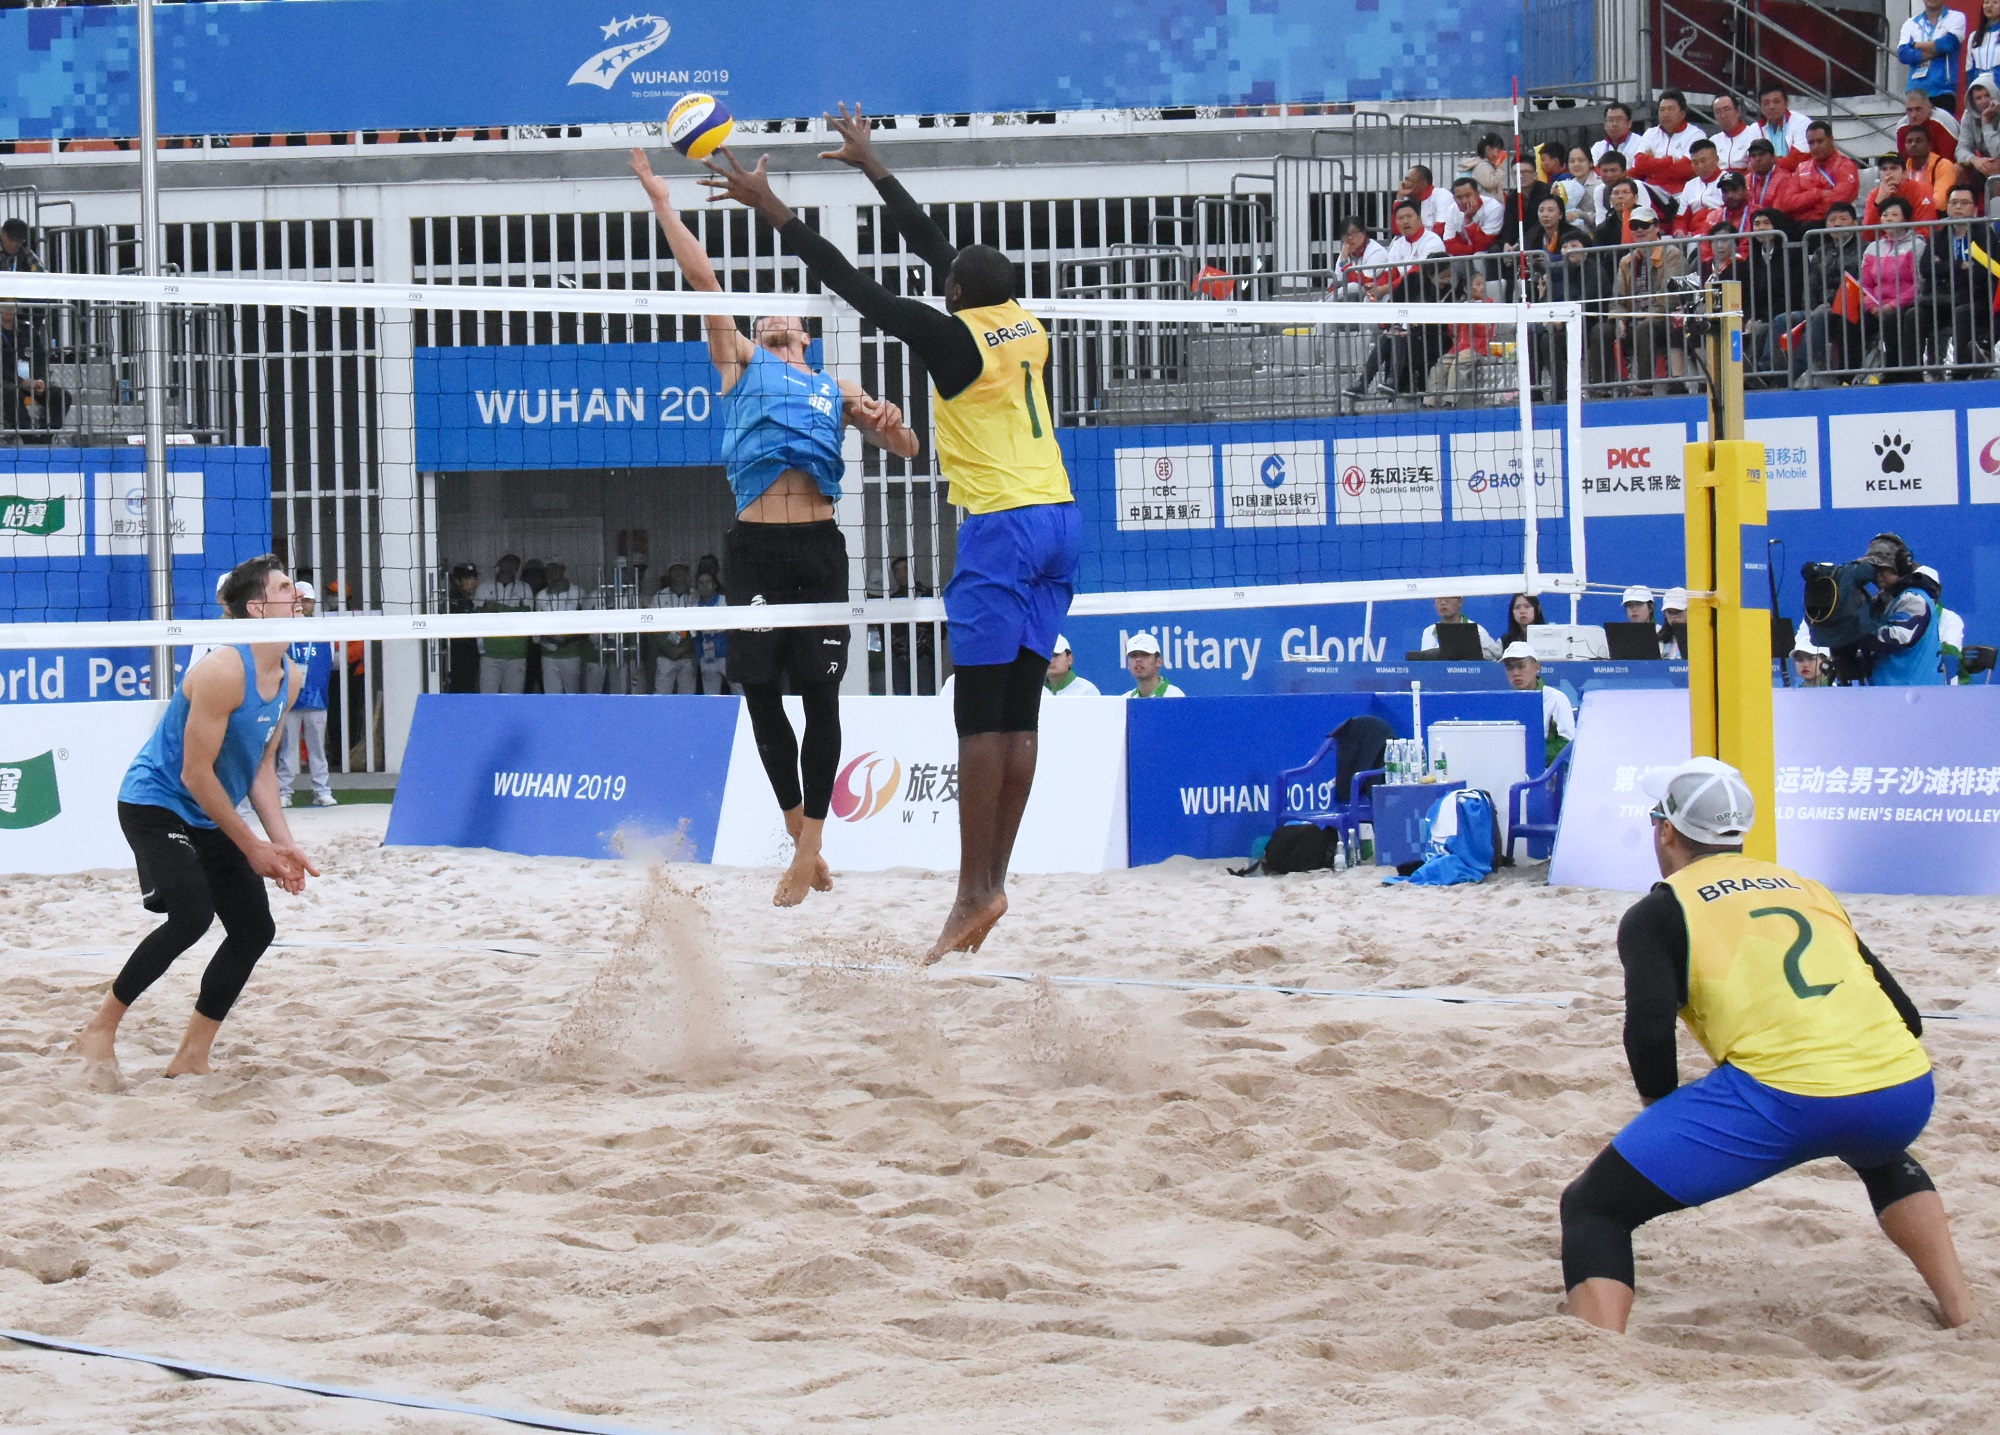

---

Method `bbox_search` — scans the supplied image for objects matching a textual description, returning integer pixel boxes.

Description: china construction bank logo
[569,15,672,89]
[830,751,903,822]
[0,751,61,830]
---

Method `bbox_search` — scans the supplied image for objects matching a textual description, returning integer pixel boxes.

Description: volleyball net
[0,269,1587,683]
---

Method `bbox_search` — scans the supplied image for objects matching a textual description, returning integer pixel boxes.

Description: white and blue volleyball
[667,94,734,160]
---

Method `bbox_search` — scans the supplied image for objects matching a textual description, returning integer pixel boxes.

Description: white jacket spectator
[1633,114,1709,203]
[1442,191,1506,252]
[1709,95,1760,170]
[1677,170,1728,218]
[1332,233,1392,299]
[1380,226,1447,292]
[1755,95,1813,160]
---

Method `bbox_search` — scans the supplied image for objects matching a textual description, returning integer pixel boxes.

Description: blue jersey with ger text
[719,345,843,512]
[119,644,291,827]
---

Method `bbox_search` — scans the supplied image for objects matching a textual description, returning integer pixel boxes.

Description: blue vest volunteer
[288,638,335,711]
[1872,589,1946,687]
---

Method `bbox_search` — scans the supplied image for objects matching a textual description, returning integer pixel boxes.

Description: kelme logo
[0,751,61,829]
[0,496,63,537]
[829,751,902,823]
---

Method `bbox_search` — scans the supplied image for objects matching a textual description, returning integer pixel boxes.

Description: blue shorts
[1613,1062,1934,1208]
[945,502,1082,667]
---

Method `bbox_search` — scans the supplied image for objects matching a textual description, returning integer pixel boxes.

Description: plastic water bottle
[1388,740,1405,782]
[1332,836,1348,872]
[1436,748,1450,782]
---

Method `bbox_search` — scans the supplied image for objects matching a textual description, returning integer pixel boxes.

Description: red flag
[1777,318,1808,354]
[1836,273,1865,324]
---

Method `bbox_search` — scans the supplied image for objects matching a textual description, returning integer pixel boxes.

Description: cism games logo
[569,15,671,89]
[830,751,903,822]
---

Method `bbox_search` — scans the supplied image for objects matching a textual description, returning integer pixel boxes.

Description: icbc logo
[1154,457,1175,481]
[1606,446,1653,468]
[1340,464,1367,497]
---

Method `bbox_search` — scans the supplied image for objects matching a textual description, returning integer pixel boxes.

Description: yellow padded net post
[1684,280,1776,861]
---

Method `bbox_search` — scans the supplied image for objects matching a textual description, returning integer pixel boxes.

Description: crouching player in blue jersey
[702,108,1082,962]
[75,555,318,1078]
[1562,758,1973,1332]
[633,149,920,906]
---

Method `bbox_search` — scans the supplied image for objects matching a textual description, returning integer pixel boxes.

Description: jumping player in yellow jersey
[702,105,1080,963]
[1561,757,1973,1333]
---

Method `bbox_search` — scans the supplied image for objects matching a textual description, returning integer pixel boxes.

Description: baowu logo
[569,14,671,89]
[829,751,903,822]
[0,751,60,829]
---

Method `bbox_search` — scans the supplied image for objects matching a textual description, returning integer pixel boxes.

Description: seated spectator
[1745,209,1808,378]
[1532,232,1594,396]
[1537,141,1570,186]
[1785,120,1860,224]
[1632,88,1706,205]
[1599,208,1688,395]
[1741,139,1813,222]
[1676,139,1728,229]
[1791,627,1833,685]
[1442,175,1505,257]
[650,562,698,693]
[1044,634,1100,697]
[1398,164,1454,234]
[1426,271,1496,403]
[1496,156,1555,255]
[0,218,44,274]
[1923,183,1996,377]
[1696,220,1746,298]
[1592,102,1643,168]
[1713,171,1753,231]
[1120,632,1185,698]
[1595,148,1633,203]
[0,307,68,435]
[1593,175,1643,248]
[1622,586,1657,626]
[1958,77,2000,181]
[1660,588,1689,658]
[1554,145,1605,229]
[1345,201,1447,397]
[1972,0,2000,98]
[1529,194,1590,259]
[1501,642,1577,764]
[1901,124,1959,212]
[1795,202,1866,383]
[1331,218,1391,299]
[1862,534,1947,684]
[1420,594,1502,660]
[1755,84,1813,161]
[1859,199,1928,381]
[1863,152,1939,229]
[1502,592,1548,648]
[1467,133,1510,199]
[1899,88,1962,162]
[1899,0,1967,116]
[1709,93,1758,171]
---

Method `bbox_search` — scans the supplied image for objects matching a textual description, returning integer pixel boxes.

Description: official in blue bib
[76,555,320,1078]
[634,148,919,907]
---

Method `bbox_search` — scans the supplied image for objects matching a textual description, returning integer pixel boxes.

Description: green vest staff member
[1500,641,1575,763]
[1044,634,1100,697]
[1560,757,1972,1334]
[1120,631,1184,698]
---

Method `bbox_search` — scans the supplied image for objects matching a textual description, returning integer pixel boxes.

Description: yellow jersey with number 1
[1664,852,1929,1097]
[931,301,1073,515]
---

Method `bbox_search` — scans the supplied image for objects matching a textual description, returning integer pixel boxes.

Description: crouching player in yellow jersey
[702,105,1080,962]
[1562,757,1973,1333]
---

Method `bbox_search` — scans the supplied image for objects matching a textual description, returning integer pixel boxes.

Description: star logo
[569,15,671,90]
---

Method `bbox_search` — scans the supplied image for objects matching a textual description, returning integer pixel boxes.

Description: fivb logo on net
[569,15,673,90]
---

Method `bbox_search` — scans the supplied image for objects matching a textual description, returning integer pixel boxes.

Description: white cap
[1621,584,1655,606]
[1501,641,1538,662]
[1052,634,1072,655]
[215,572,229,598]
[1630,206,1660,224]
[1792,621,1829,659]
[1663,587,1688,613]
[1914,565,1940,583]
[1123,631,1162,657]
[294,580,316,600]
[1641,757,1755,844]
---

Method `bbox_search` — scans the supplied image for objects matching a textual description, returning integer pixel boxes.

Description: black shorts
[724,520,851,688]
[119,800,264,918]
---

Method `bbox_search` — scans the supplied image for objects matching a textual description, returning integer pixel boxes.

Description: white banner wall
[711,696,1128,874]
[0,700,164,874]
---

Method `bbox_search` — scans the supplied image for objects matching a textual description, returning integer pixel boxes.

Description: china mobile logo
[570,15,671,89]
[830,751,903,822]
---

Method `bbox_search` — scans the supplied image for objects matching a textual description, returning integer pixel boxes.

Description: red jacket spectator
[1788,140,1860,225]
[1739,143,1816,222]
[1862,160,1941,230]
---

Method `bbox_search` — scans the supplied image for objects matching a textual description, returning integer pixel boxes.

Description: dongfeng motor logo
[570,15,672,89]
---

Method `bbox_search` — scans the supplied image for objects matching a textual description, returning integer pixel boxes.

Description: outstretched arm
[836,377,921,458]
[821,103,959,279]
[631,148,755,386]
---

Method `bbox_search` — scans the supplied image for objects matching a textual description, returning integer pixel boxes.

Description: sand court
[1,806,1998,1432]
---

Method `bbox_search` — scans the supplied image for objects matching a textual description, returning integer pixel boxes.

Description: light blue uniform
[719,346,843,512]
[119,644,292,827]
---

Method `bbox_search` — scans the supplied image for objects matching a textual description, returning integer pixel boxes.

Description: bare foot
[812,855,834,892]
[923,891,1008,966]
[74,1024,118,1064]
[164,1013,221,1078]
[163,1051,213,1078]
[773,852,818,907]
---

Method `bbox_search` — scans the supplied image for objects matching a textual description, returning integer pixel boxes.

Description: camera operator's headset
[1868,533,1916,580]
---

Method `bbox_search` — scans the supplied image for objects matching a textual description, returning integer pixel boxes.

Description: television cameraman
[1861,534,1948,687]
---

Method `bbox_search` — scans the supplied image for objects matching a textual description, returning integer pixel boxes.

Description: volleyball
[666,93,734,160]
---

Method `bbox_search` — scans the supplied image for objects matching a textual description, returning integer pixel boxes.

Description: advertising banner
[385,694,740,860]
[0,0,1521,142]
[0,700,164,874]
[1125,692,1543,864]
[1550,687,2000,895]
[710,696,1127,874]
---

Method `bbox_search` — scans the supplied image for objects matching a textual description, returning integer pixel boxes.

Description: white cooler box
[1425,720,1529,829]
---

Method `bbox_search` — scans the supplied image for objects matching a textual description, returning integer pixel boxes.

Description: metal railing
[0,297,236,446]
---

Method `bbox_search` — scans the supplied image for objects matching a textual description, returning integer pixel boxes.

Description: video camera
[1801,559,1879,683]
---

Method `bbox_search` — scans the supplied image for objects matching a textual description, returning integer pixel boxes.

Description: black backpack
[1260,822,1338,874]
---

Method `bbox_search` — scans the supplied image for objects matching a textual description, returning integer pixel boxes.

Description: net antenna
[0,268,1586,655]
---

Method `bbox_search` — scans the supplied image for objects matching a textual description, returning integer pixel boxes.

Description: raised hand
[698,149,793,226]
[629,146,670,204]
[818,102,886,178]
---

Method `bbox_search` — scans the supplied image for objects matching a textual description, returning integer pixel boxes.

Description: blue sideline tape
[0,1327,689,1434]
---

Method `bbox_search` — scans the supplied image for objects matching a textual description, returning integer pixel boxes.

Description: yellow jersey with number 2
[931,301,1073,516]
[1665,853,1929,1098]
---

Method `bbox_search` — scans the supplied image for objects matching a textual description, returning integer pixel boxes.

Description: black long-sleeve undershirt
[1615,883,1923,1103]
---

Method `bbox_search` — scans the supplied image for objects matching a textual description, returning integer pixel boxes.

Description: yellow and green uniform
[931,301,1072,515]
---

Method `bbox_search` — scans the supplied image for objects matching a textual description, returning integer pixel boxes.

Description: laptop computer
[1431,623,1486,661]
[1524,623,1609,661]
[1603,621,1665,661]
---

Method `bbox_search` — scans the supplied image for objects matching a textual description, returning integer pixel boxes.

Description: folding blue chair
[1506,742,1574,863]
[1273,716,1391,867]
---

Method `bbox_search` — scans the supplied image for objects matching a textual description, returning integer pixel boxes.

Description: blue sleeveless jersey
[719,346,844,512]
[119,644,291,827]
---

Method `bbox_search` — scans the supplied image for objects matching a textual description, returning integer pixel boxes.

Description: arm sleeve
[1857,938,1925,1038]
[1617,885,1690,1102]
[871,175,959,279]
[776,217,983,396]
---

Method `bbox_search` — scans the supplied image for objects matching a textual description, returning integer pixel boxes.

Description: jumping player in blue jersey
[633,149,919,906]
[75,555,318,1078]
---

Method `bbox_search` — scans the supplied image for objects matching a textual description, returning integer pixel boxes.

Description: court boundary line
[0,1327,689,1435]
